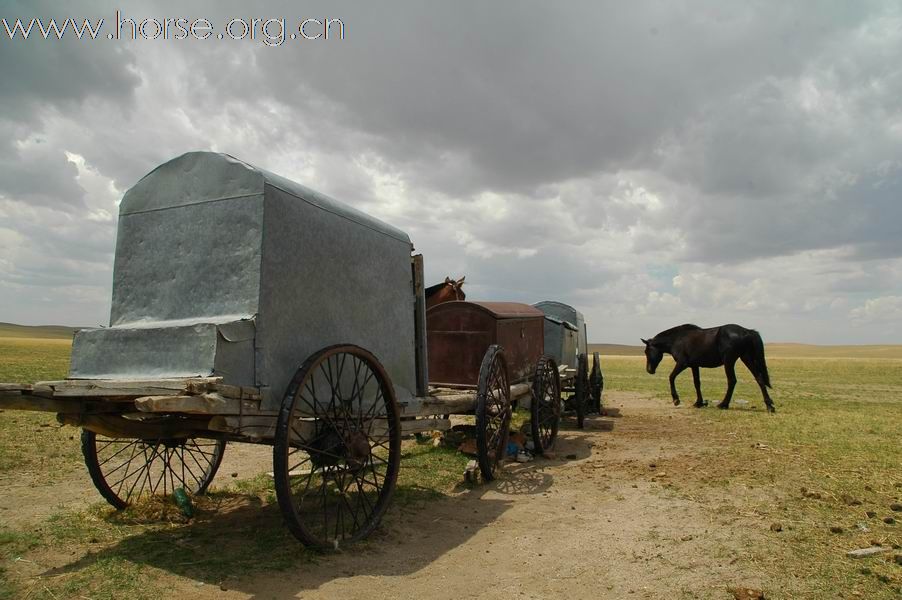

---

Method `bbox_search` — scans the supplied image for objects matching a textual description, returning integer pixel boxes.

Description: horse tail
[749,330,771,388]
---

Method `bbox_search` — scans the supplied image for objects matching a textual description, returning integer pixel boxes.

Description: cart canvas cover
[70,152,418,410]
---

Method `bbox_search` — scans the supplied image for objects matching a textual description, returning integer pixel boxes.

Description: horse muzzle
[646,365,655,375]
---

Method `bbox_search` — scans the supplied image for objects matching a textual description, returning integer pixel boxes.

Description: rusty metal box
[426,301,544,386]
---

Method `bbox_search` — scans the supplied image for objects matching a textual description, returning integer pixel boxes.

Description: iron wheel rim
[273,344,401,550]
[82,431,225,509]
[476,345,511,481]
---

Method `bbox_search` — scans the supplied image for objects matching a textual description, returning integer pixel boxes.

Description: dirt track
[2,392,803,599]
[185,392,776,599]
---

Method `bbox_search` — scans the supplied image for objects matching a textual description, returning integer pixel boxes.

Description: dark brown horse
[641,323,774,413]
[425,276,465,309]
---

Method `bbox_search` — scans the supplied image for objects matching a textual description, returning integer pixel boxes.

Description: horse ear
[640,338,649,345]
[456,276,465,285]
[444,276,452,284]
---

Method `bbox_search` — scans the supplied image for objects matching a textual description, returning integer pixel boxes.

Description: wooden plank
[134,393,269,416]
[428,388,462,396]
[208,415,278,440]
[411,382,532,416]
[510,382,531,401]
[0,383,32,392]
[414,393,476,416]
[209,414,449,443]
[0,394,95,414]
[208,415,414,443]
[401,417,451,435]
[209,383,261,401]
[41,377,222,398]
[59,413,211,438]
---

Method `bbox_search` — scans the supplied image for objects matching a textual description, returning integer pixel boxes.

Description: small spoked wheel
[530,356,561,454]
[81,431,226,509]
[273,344,401,550]
[589,351,604,414]
[574,353,588,429]
[475,344,511,481]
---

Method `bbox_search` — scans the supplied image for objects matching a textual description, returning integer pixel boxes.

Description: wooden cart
[0,152,571,551]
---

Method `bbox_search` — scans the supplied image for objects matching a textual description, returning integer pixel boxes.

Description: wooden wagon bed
[0,375,539,441]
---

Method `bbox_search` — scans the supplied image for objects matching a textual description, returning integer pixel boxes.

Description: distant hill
[589,341,902,359]
[765,343,902,359]
[0,322,79,339]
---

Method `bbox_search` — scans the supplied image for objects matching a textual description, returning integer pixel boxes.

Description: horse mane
[652,323,702,343]
[424,281,447,296]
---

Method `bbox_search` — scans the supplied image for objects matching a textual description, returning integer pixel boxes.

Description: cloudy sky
[1,0,901,344]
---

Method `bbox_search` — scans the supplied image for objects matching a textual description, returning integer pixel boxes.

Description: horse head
[426,276,466,309]
[641,338,663,374]
[449,276,465,301]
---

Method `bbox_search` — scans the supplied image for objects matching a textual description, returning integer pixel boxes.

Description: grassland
[600,353,902,597]
[0,337,81,477]
[0,334,900,598]
[0,323,77,340]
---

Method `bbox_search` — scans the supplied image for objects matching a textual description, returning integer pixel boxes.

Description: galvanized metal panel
[70,151,418,409]
[426,301,543,386]
[533,300,588,357]
[70,320,254,381]
[256,183,417,411]
[111,197,264,326]
[541,315,579,367]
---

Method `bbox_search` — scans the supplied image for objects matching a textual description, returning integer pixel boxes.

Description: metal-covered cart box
[541,315,579,368]
[533,300,587,363]
[69,151,419,410]
[426,301,544,386]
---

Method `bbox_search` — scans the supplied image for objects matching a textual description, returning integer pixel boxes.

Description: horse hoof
[767,405,776,414]
[694,402,707,408]
[672,398,680,406]
[717,403,729,410]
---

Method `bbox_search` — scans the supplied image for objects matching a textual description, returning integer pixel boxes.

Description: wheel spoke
[84,431,224,509]
[275,345,400,548]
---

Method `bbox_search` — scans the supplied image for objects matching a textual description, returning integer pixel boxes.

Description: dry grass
[1,336,901,597]
[600,354,902,597]
[0,338,80,477]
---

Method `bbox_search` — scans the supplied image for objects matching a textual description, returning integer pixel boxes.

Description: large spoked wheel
[589,351,604,414]
[81,431,225,509]
[273,344,401,550]
[574,353,588,429]
[530,356,561,455]
[475,344,511,481]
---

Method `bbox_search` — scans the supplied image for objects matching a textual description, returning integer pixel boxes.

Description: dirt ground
[5,391,801,599]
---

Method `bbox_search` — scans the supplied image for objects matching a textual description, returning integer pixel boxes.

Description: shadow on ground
[38,446,608,597]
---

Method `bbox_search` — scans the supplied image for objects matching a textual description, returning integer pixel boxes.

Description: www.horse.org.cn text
[1,12,347,46]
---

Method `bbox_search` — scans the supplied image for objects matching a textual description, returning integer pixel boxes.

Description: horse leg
[717,359,737,409]
[691,366,706,407]
[669,364,687,406]
[740,354,775,413]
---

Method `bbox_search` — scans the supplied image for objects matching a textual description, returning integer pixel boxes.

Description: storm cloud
[1,0,901,343]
